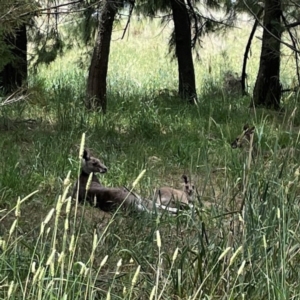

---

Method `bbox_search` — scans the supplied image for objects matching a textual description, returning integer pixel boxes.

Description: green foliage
[33,33,64,67]
[0,30,13,71]
[0,1,36,31]
[81,5,99,45]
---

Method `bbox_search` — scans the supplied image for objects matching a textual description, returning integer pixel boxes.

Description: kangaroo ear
[82,148,90,160]
[243,124,249,131]
[182,175,188,184]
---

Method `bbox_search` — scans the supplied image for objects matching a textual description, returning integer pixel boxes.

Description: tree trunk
[86,0,117,113]
[0,24,27,93]
[252,0,282,110]
[170,0,197,103]
[241,8,264,95]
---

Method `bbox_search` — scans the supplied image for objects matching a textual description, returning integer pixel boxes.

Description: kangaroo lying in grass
[231,124,299,159]
[73,149,148,212]
[73,149,187,213]
[154,175,194,209]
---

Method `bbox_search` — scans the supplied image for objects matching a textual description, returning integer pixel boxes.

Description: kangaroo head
[231,124,255,149]
[81,148,108,174]
[182,175,194,196]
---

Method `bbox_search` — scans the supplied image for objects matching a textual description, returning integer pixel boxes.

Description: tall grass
[1,15,300,299]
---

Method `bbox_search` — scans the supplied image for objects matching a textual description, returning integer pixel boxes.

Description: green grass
[1,16,300,299]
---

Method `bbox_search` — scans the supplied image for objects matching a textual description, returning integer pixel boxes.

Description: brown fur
[154,175,194,209]
[231,124,258,158]
[85,186,148,212]
[231,124,255,149]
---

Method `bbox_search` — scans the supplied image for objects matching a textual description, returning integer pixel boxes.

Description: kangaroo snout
[99,165,108,174]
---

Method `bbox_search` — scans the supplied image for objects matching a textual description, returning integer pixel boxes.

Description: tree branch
[121,1,135,40]
[242,0,300,54]
[241,7,264,94]
[186,0,198,48]
[284,20,300,29]
[18,0,84,18]
[281,12,300,88]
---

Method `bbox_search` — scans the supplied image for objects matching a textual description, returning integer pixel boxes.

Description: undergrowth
[1,16,300,300]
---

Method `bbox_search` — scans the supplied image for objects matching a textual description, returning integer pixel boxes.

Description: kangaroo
[72,148,108,203]
[231,124,258,159]
[231,124,256,150]
[72,148,147,211]
[231,124,299,160]
[153,175,194,209]
[73,149,192,214]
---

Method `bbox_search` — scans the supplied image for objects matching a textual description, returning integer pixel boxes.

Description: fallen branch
[0,88,29,107]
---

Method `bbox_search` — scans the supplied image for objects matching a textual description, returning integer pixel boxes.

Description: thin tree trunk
[170,0,197,103]
[86,0,117,113]
[252,0,282,110]
[0,24,27,93]
[241,8,263,95]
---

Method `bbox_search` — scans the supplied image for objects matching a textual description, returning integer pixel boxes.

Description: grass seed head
[156,230,161,249]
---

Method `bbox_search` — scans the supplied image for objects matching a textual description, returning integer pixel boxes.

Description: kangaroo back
[85,187,146,212]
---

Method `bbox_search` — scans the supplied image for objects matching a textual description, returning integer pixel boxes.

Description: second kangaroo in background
[231,124,299,160]
[154,175,195,209]
[231,124,258,158]
[231,124,256,149]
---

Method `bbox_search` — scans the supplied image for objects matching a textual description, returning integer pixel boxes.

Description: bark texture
[86,0,117,113]
[170,0,197,103]
[253,0,282,110]
[0,24,27,93]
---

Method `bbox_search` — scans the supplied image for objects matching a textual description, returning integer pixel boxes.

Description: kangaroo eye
[92,162,98,166]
